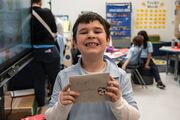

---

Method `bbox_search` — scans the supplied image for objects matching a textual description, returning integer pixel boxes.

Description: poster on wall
[135,0,167,30]
[106,2,132,48]
[56,15,70,32]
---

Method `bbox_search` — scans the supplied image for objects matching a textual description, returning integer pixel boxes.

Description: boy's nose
[87,31,95,39]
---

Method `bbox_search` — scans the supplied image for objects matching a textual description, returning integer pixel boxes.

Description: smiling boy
[45,12,140,120]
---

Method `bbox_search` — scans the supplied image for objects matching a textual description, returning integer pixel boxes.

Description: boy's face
[74,20,109,57]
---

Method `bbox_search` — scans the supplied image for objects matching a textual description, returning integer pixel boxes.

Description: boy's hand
[59,84,80,105]
[105,76,122,102]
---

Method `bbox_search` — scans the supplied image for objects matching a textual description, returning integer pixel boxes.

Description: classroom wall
[42,0,177,42]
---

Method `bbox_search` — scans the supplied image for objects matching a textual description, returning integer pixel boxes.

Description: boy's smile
[84,41,100,47]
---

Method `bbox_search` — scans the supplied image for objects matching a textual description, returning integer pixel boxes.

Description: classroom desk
[105,48,128,60]
[104,48,128,64]
[159,46,180,83]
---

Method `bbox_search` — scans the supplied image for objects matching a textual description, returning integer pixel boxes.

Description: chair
[126,49,147,88]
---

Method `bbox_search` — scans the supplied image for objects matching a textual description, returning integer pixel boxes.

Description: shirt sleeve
[125,48,133,59]
[109,69,140,120]
[45,72,72,120]
[45,95,72,120]
[147,42,153,53]
[109,98,140,120]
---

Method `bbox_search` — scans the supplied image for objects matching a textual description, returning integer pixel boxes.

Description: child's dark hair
[72,12,110,43]
[32,0,41,4]
[133,35,143,47]
[137,30,149,48]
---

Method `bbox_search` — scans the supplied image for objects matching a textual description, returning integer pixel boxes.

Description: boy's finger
[109,76,114,81]
[108,76,115,87]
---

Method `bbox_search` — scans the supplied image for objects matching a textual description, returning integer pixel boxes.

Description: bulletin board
[56,15,70,32]
[106,2,132,48]
[135,0,167,30]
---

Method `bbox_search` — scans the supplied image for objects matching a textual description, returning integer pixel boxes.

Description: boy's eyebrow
[94,27,104,30]
[78,28,87,31]
[79,26,104,31]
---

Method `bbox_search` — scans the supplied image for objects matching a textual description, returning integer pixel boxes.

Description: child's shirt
[46,57,139,120]
[122,44,142,65]
[141,41,153,58]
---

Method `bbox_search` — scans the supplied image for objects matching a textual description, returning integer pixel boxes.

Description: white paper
[69,73,110,103]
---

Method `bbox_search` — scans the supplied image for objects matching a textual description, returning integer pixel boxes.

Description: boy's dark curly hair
[72,12,110,43]
[32,0,41,4]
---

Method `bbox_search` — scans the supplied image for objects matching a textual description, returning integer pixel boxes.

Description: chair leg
[134,69,147,88]
[133,70,143,87]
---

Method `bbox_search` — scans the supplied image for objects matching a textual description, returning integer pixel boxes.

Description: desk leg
[166,53,170,75]
[174,54,178,81]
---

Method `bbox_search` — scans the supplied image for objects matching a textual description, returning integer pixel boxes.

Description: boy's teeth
[86,43,98,47]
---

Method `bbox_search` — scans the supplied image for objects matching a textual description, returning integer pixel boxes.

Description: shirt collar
[76,56,120,79]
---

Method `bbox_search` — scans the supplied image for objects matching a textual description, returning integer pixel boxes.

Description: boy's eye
[94,29,103,33]
[94,27,104,33]
[78,28,104,34]
[79,31,88,34]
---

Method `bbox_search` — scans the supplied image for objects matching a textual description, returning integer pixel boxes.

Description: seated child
[117,35,144,70]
